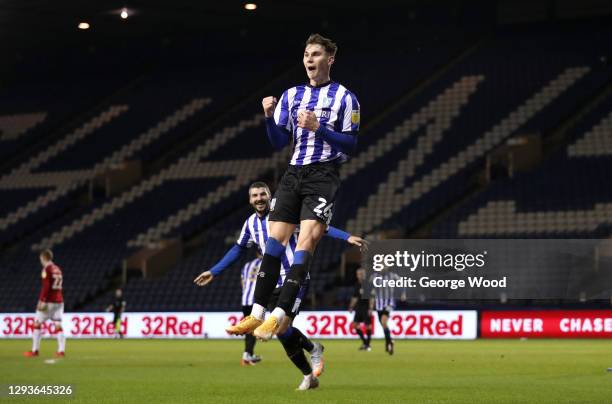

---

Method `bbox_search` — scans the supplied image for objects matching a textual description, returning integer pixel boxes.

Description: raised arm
[265,117,291,150]
[263,92,292,150]
[193,244,247,286]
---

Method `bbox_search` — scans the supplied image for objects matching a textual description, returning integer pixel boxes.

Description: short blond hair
[40,249,53,261]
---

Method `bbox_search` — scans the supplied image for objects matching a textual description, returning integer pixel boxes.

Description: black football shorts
[269,160,341,225]
[353,306,372,325]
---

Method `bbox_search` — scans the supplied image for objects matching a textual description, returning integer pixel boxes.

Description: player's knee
[277,317,292,335]
[277,325,293,341]
[33,322,41,329]
[269,222,294,244]
[295,240,315,253]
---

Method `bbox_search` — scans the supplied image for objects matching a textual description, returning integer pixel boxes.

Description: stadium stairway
[432,92,612,238]
[0,51,295,252]
[0,50,155,177]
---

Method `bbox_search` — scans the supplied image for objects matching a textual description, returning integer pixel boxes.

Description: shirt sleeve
[38,268,51,302]
[236,219,254,248]
[273,90,292,131]
[341,92,360,132]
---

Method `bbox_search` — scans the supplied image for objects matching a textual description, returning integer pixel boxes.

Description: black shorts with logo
[269,160,341,225]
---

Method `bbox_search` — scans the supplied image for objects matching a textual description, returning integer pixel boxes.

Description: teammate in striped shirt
[227,34,361,344]
[239,257,262,365]
[24,249,66,358]
[194,182,365,390]
[371,269,406,355]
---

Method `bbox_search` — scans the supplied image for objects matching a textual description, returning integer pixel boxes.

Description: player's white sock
[271,307,286,322]
[251,304,266,320]
[243,352,250,360]
[32,329,41,352]
[57,331,66,352]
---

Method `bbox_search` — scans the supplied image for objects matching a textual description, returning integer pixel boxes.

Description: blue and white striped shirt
[236,213,299,286]
[371,271,402,311]
[241,258,261,306]
[273,81,360,166]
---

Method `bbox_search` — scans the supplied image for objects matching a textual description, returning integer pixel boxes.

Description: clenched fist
[262,96,277,118]
[297,110,320,132]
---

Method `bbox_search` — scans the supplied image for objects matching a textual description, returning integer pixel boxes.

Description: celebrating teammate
[24,250,66,358]
[239,256,262,366]
[349,268,373,351]
[194,182,364,389]
[226,33,361,341]
[106,288,126,339]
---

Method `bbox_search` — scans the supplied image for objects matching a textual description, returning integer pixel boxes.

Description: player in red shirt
[24,249,66,357]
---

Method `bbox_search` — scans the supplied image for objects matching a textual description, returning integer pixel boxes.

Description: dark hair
[305,33,337,56]
[40,249,53,261]
[249,182,271,196]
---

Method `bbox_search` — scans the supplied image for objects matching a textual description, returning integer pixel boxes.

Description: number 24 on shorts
[313,197,333,221]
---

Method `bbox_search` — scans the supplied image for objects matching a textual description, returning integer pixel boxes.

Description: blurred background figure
[106,289,126,339]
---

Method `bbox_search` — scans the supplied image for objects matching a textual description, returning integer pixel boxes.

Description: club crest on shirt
[322,97,333,108]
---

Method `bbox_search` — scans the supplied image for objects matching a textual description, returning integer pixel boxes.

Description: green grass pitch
[1,339,610,403]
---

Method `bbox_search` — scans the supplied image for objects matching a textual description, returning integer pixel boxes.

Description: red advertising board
[481,310,612,338]
[1,310,477,339]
